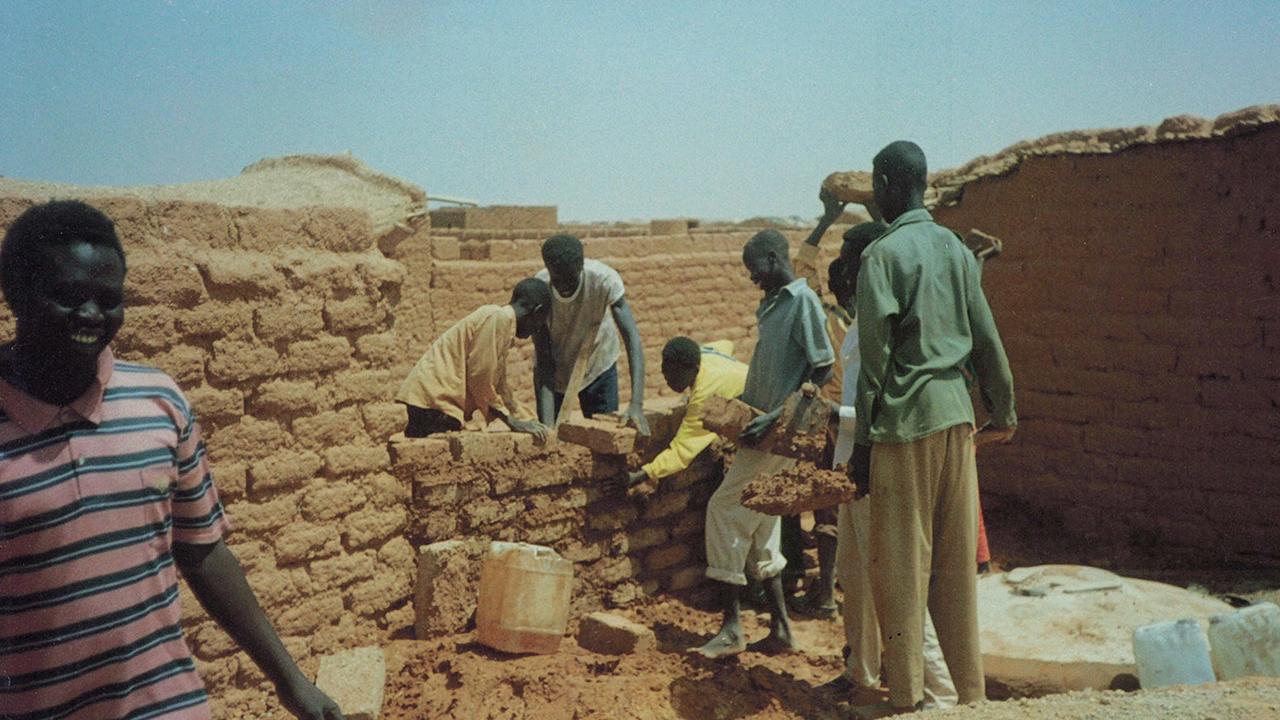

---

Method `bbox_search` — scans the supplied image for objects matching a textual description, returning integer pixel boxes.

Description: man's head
[660,336,701,393]
[1,200,127,362]
[872,141,928,222]
[540,234,585,298]
[742,229,792,294]
[838,221,888,306]
[510,277,552,338]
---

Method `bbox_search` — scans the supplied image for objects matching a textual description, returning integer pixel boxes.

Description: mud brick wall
[932,124,1280,565]
[388,223,848,406]
[0,195,420,717]
[392,401,726,619]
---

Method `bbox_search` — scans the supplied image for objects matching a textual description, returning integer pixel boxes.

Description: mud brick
[255,300,325,341]
[626,524,669,551]
[431,236,460,260]
[343,506,407,549]
[287,336,353,374]
[273,522,342,565]
[293,408,365,449]
[641,474,695,512]
[587,503,639,531]
[356,332,401,367]
[248,450,323,496]
[208,339,281,383]
[667,566,705,591]
[558,417,637,455]
[389,435,450,470]
[700,395,758,441]
[125,259,208,306]
[315,646,385,720]
[524,519,576,545]
[448,431,517,463]
[646,543,690,571]
[363,402,408,439]
[415,539,486,638]
[309,551,377,588]
[577,612,657,655]
[323,445,391,477]
[186,386,245,423]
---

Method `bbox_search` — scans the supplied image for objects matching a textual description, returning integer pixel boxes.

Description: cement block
[414,539,485,638]
[577,612,657,655]
[314,645,386,720]
[557,418,637,455]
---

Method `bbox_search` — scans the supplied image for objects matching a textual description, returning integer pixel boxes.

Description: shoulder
[786,279,823,308]
[584,259,623,284]
[109,361,194,419]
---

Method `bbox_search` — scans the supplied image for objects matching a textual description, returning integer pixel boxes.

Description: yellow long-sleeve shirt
[794,242,852,403]
[641,340,748,480]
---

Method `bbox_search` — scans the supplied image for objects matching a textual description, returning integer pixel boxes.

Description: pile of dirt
[742,466,855,516]
[378,597,852,720]
[0,153,427,245]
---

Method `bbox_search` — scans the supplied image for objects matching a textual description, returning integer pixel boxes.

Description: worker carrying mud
[781,187,856,617]
[606,338,748,494]
[0,201,344,720]
[692,228,834,659]
[849,141,1017,714]
[396,278,553,440]
[533,234,650,435]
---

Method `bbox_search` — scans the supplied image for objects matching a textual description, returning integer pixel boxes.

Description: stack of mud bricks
[0,196,422,716]
[393,401,728,639]
[930,112,1280,565]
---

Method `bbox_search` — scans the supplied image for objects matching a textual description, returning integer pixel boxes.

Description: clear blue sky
[2,1,1277,221]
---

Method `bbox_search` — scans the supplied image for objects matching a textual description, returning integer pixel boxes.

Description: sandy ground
[366,492,1280,720]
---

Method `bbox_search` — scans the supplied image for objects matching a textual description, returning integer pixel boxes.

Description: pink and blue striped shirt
[0,348,230,720]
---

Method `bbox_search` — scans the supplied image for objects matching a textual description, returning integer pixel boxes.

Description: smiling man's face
[17,240,126,363]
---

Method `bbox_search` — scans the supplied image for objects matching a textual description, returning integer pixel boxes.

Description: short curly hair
[1,200,125,308]
[661,336,702,368]
[540,234,584,268]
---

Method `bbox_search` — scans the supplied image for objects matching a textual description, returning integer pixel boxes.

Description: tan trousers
[705,448,792,586]
[836,497,958,710]
[869,424,983,707]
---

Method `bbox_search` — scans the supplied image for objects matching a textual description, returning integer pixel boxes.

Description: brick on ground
[577,612,657,655]
[314,645,386,720]
[414,539,486,638]
[557,417,637,455]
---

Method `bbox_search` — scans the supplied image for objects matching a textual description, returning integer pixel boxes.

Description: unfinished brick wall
[932,118,1280,565]
[392,402,724,622]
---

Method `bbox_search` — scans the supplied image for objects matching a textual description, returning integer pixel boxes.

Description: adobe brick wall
[391,400,724,618]
[932,123,1280,565]
[0,195,419,716]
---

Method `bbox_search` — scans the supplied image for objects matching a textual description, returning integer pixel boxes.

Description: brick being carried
[699,391,831,464]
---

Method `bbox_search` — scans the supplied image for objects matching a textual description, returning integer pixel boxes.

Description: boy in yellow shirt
[396,278,552,440]
[609,338,747,492]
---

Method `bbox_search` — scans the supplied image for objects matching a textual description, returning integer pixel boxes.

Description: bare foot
[748,631,799,655]
[690,628,746,659]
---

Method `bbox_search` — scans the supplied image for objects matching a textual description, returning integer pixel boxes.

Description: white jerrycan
[1133,618,1216,688]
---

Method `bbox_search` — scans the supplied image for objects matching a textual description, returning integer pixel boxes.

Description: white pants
[705,447,792,586]
[835,497,958,710]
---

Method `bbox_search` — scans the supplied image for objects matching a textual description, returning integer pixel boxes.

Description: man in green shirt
[850,141,1016,715]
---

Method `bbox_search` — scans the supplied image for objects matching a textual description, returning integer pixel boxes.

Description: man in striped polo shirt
[0,201,343,719]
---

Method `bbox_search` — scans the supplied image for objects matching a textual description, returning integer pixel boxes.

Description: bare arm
[174,539,343,720]
[532,324,557,424]
[805,187,846,247]
[610,296,650,436]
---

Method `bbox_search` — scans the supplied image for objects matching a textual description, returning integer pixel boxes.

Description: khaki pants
[705,447,792,586]
[869,424,983,707]
[836,497,958,710]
